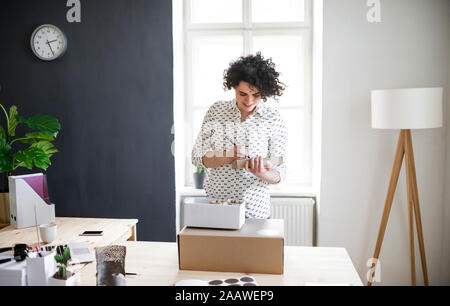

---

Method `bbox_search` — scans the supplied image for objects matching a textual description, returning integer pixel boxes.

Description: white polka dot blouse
[192,99,287,219]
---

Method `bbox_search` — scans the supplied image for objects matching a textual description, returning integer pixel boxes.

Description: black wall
[0,0,176,241]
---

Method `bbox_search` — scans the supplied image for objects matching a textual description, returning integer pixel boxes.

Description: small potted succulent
[48,247,77,286]
[193,166,206,189]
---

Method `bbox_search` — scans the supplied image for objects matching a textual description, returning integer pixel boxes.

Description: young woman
[192,52,287,219]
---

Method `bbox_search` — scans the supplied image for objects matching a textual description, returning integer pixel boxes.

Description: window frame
[181,0,314,190]
[185,0,312,30]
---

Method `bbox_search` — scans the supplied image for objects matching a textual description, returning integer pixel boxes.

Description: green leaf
[13,151,33,169]
[63,247,71,262]
[31,141,58,157]
[18,114,61,137]
[0,128,11,154]
[0,126,6,142]
[0,128,13,173]
[196,166,206,174]
[0,155,13,173]
[54,255,62,263]
[8,106,18,137]
[14,147,51,170]
[19,132,55,145]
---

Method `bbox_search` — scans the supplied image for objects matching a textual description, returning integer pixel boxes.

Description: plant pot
[0,192,10,227]
[48,271,78,286]
[193,173,206,189]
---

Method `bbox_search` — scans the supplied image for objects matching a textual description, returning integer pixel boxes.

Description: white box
[0,255,27,286]
[183,197,245,230]
[26,251,57,286]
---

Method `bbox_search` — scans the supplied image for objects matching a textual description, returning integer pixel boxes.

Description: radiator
[271,197,315,246]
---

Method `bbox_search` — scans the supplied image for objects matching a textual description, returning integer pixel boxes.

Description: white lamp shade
[371,88,443,129]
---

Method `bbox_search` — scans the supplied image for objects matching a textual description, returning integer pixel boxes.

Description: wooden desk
[0,217,138,249]
[77,241,363,286]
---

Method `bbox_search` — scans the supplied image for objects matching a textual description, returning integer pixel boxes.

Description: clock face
[30,24,67,61]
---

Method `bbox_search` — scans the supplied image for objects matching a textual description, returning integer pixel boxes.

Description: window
[176,0,314,191]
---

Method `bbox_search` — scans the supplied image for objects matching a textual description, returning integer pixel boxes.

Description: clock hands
[44,31,58,56]
[43,32,55,56]
[46,40,55,56]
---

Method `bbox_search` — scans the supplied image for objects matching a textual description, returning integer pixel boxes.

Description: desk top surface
[0,217,138,249]
[77,241,363,286]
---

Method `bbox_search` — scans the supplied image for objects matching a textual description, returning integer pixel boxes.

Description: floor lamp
[368,87,443,286]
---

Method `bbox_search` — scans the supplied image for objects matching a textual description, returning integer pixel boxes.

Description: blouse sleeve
[191,103,217,168]
[268,110,287,184]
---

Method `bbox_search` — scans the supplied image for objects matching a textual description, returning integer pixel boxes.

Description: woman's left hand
[244,156,272,178]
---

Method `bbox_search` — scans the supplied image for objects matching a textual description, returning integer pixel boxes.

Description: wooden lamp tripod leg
[368,130,405,286]
[404,130,429,286]
[404,129,416,285]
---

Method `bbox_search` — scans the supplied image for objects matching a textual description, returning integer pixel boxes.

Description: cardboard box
[183,197,245,230]
[178,219,284,274]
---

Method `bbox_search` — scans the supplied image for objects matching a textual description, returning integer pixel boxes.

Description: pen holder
[26,251,57,286]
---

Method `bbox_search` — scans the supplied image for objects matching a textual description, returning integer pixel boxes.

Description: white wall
[320,0,450,285]
[442,31,450,285]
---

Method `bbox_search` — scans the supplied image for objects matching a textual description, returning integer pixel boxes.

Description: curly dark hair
[223,52,285,102]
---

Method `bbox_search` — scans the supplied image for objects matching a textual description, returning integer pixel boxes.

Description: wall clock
[30,24,67,61]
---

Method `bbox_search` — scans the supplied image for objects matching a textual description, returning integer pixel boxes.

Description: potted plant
[193,166,206,189]
[0,84,61,225]
[48,247,77,286]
